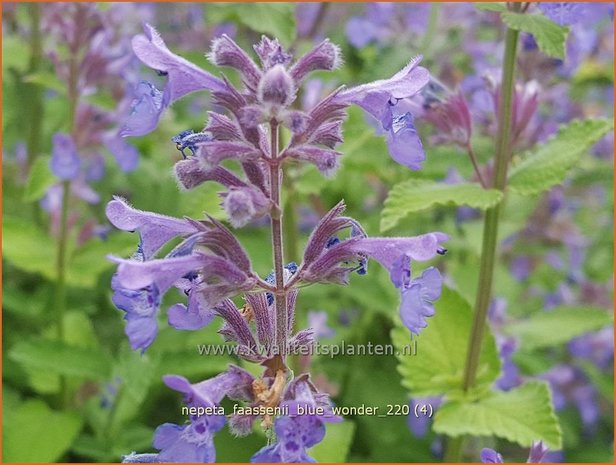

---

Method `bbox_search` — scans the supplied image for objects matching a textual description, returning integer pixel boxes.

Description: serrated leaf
[381,180,503,232]
[3,400,83,462]
[392,287,501,397]
[505,306,613,350]
[508,119,614,195]
[9,340,112,380]
[309,421,356,462]
[501,12,569,59]
[476,3,507,12]
[433,381,562,449]
[23,157,57,202]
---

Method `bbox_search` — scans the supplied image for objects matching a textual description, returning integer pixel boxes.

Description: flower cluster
[109,27,446,462]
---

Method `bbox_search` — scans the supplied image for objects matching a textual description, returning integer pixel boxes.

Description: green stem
[445,17,520,464]
[54,43,79,407]
[26,3,43,169]
[420,3,440,52]
[463,24,519,391]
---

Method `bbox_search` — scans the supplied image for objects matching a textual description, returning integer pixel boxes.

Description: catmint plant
[109,26,447,462]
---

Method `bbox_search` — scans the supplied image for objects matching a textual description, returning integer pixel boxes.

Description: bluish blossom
[106,196,198,259]
[250,377,341,463]
[50,133,80,180]
[399,267,443,336]
[152,367,255,462]
[481,448,504,463]
[307,311,335,339]
[386,112,425,170]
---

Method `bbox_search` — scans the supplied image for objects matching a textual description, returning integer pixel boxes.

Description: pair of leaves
[393,287,562,449]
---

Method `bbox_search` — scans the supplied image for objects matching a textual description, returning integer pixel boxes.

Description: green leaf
[501,12,569,59]
[508,119,614,195]
[23,71,67,95]
[23,157,57,202]
[433,381,562,449]
[3,216,138,287]
[505,306,613,350]
[3,400,82,462]
[67,234,137,288]
[2,36,30,73]
[392,287,501,397]
[309,421,356,462]
[381,180,503,231]
[9,340,112,380]
[107,348,158,436]
[209,3,296,45]
[2,216,56,280]
[475,3,507,12]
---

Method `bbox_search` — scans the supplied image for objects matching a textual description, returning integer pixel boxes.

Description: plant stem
[54,44,79,407]
[466,143,487,188]
[26,3,43,169]
[269,121,288,360]
[446,17,520,463]
[463,24,519,391]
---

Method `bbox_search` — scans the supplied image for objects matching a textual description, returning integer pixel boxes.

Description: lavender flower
[481,440,550,463]
[250,376,341,463]
[151,367,255,462]
[108,28,447,463]
[50,133,80,180]
[399,267,443,336]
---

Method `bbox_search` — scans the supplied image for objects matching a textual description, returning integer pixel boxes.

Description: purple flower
[346,17,378,48]
[538,3,595,26]
[50,133,80,180]
[134,23,226,102]
[481,448,504,463]
[528,440,549,463]
[407,396,442,438]
[399,267,442,336]
[105,134,139,172]
[122,24,226,137]
[307,311,335,339]
[152,367,254,462]
[386,112,425,170]
[106,196,198,259]
[120,81,165,138]
[301,201,447,286]
[111,247,161,352]
[421,90,473,147]
[250,376,341,463]
[495,337,522,391]
[336,56,430,130]
[220,185,272,228]
[481,441,551,463]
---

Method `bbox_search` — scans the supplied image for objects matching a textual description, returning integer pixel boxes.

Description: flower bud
[258,64,295,107]
[208,35,262,90]
[220,186,271,228]
[290,39,342,83]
